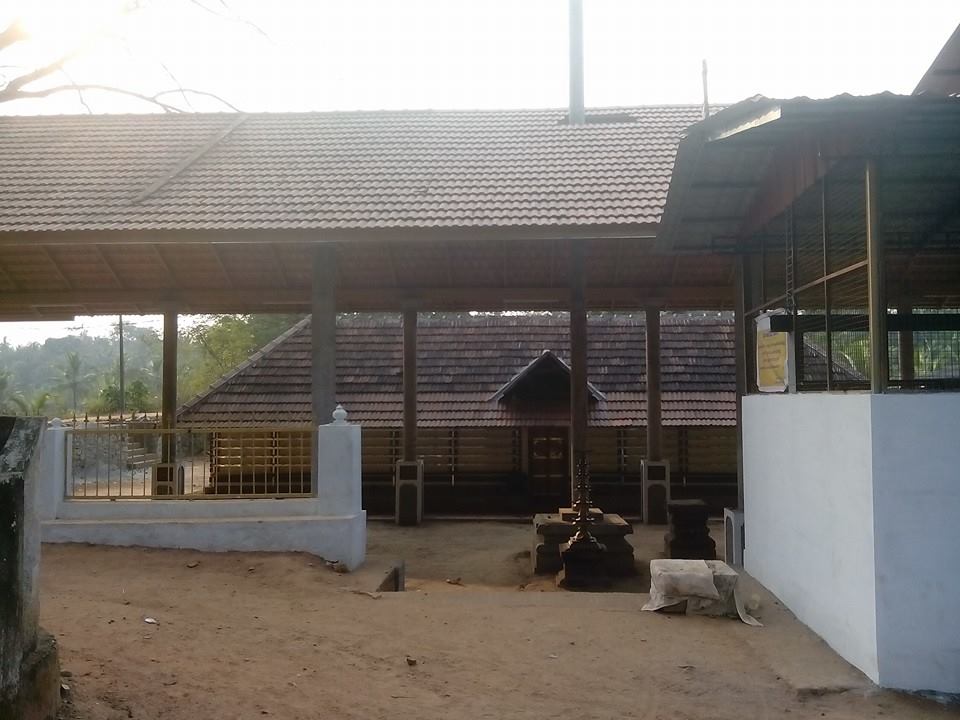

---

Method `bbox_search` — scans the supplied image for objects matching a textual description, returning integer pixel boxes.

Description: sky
[0,0,958,346]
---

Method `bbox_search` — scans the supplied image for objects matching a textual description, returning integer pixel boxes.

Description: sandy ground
[42,521,956,720]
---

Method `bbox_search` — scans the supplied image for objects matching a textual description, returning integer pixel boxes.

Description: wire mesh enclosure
[741,157,960,393]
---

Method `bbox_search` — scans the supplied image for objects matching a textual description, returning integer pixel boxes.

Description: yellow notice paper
[756,330,788,392]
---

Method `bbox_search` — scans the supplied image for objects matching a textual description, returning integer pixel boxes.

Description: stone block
[533,512,635,576]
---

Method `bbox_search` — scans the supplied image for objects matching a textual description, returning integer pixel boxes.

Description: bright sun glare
[13,0,129,59]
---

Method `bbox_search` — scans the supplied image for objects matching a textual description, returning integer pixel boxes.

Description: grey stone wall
[0,417,46,716]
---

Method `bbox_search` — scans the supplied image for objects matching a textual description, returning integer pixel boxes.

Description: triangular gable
[489,350,605,403]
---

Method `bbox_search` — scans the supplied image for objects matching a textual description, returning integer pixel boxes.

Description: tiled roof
[0,106,705,232]
[178,312,737,428]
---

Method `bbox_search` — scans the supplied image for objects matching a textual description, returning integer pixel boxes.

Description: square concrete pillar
[315,405,362,517]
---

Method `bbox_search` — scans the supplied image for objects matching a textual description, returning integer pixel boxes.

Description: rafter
[152,245,178,285]
[270,244,290,288]
[0,259,19,291]
[93,245,124,288]
[37,246,73,289]
[208,244,232,285]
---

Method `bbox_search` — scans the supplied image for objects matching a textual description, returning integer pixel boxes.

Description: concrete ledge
[54,497,327,521]
[43,511,367,570]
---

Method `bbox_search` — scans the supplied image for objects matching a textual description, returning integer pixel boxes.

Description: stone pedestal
[557,533,609,589]
[533,512,635,576]
[664,499,716,560]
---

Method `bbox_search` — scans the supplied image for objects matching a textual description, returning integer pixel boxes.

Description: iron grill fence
[65,424,314,499]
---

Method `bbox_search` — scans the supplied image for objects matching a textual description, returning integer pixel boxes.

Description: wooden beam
[0,224,660,249]
[402,308,418,462]
[768,313,960,333]
[569,239,588,503]
[645,307,662,463]
[866,159,888,393]
[0,284,736,317]
[311,244,337,426]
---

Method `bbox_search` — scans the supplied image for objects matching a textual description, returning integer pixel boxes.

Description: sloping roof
[657,92,960,253]
[489,350,605,402]
[178,312,737,428]
[0,106,706,233]
[915,24,960,95]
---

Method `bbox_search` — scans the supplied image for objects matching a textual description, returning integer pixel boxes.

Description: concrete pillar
[312,244,338,425]
[645,307,662,463]
[36,418,67,521]
[569,240,589,501]
[315,405,362,517]
[402,308,417,462]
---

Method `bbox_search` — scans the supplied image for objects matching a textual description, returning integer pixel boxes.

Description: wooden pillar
[402,308,417,462]
[733,255,749,511]
[645,307,662,463]
[866,160,888,393]
[898,302,914,387]
[312,244,338,425]
[569,240,588,501]
[157,310,178,494]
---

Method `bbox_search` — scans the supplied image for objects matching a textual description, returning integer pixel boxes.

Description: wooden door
[529,427,569,508]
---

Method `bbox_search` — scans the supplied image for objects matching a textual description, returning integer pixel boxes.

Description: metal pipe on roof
[702,59,710,119]
[568,0,585,124]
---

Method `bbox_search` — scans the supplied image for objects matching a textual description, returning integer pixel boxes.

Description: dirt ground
[42,521,956,720]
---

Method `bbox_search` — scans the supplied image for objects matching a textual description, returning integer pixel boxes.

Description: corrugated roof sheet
[178,312,737,428]
[0,106,706,233]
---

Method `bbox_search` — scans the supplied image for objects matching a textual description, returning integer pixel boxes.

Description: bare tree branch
[159,61,194,110]
[58,68,93,114]
[0,82,241,112]
[0,20,27,52]
[0,48,85,100]
[0,84,184,112]
[188,0,271,41]
[0,0,247,112]
[154,88,240,111]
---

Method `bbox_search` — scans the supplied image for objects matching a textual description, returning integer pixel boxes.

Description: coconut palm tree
[50,351,94,414]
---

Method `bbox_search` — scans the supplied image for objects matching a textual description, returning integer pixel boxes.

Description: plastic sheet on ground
[642,559,762,626]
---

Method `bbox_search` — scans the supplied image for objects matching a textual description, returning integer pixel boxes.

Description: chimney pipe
[568,0,585,124]
[702,59,710,119]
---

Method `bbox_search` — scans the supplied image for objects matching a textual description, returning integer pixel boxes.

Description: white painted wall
[743,393,880,683]
[870,394,960,693]
[744,392,960,694]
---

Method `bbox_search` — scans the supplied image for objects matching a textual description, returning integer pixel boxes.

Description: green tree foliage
[0,369,27,415]
[179,314,303,400]
[0,314,303,417]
